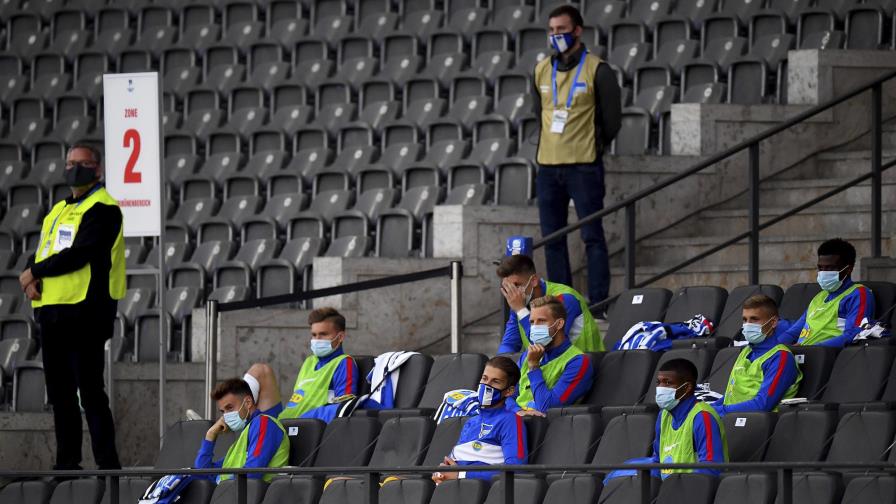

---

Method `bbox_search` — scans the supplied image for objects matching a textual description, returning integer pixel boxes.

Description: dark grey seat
[49,479,104,504]
[774,472,843,504]
[728,57,770,104]
[279,418,326,467]
[705,346,742,395]
[657,474,718,504]
[841,475,896,504]
[864,281,896,321]
[723,412,778,462]
[801,29,845,49]
[494,158,535,205]
[324,235,371,257]
[764,409,838,462]
[154,420,214,469]
[369,416,435,466]
[597,476,659,504]
[429,479,489,504]
[210,480,268,504]
[379,478,434,504]
[260,476,320,504]
[664,286,729,326]
[483,479,547,504]
[605,288,673,349]
[713,473,776,504]
[787,345,838,400]
[536,413,603,466]
[214,238,281,289]
[12,358,45,412]
[780,283,823,321]
[0,480,55,504]
[422,416,469,467]
[543,476,601,504]
[314,417,382,468]
[592,412,656,466]
[819,345,896,405]
[586,350,659,416]
[826,410,896,463]
[523,415,549,462]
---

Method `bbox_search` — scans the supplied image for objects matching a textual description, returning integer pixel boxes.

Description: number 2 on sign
[123,128,142,183]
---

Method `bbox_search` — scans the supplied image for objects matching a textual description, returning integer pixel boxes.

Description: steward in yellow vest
[711,295,802,416]
[197,378,289,483]
[18,143,124,470]
[511,296,594,413]
[497,255,604,354]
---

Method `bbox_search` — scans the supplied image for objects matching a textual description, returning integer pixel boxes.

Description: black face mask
[64,163,99,187]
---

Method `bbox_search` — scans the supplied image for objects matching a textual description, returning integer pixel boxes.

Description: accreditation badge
[550,109,568,134]
[53,224,76,252]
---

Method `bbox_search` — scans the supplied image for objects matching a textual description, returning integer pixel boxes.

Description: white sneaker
[185,409,203,421]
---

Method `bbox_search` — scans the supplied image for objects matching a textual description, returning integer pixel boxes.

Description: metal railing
[531,68,896,311]
[201,261,464,418]
[3,461,895,504]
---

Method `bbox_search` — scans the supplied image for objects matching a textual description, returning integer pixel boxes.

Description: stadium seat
[780,283,823,321]
[429,479,489,504]
[535,413,603,467]
[841,475,896,504]
[765,409,837,462]
[49,479,104,504]
[787,345,837,400]
[494,158,535,205]
[590,411,656,468]
[723,412,778,462]
[713,473,776,504]
[155,420,215,469]
[483,478,547,504]
[313,416,382,468]
[605,288,674,349]
[664,286,728,326]
[368,416,435,467]
[209,479,267,504]
[409,353,489,411]
[422,416,468,467]
[863,281,896,321]
[818,345,896,405]
[260,476,320,504]
[780,472,843,504]
[542,476,602,504]
[656,474,718,504]
[11,358,44,412]
[0,481,55,504]
[597,476,659,504]
[826,410,896,464]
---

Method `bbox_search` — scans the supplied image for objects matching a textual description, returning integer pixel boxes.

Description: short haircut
[743,294,779,317]
[486,356,522,388]
[211,378,252,401]
[68,141,103,165]
[530,295,567,321]
[308,307,346,331]
[548,4,584,28]
[818,238,856,266]
[659,358,698,385]
[496,255,536,278]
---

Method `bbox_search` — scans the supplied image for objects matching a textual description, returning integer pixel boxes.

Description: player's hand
[526,344,545,370]
[19,268,35,291]
[501,279,527,313]
[206,417,228,441]
[516,409,546,417]
[25,282,41,301]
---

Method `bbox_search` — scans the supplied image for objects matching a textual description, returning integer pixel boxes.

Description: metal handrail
[531,68,896,306]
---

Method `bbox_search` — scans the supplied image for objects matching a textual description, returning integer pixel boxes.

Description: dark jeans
[536,161,610,306]
[40,315,121,470]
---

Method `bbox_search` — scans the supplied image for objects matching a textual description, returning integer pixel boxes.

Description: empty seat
[826,410,896,463]
[414,353,489,410]
[542,476,601,504]
[313,417,382,468]
[764,409,837,462]
[279,418,326,467]
[260,476,321,504]
[841,475,896,504]
[722,412,778,462]
[656,474,718,504]
[483,479,548,504]
[779,473,843,504]
[368,416,435,467]
[494,159,535,206]
[592,412,656,466]
[786,345,837,400]
[422,416,469,467]
[663,285,728,329]
[585,350,660,414]
[712,473,776,504]
[0,481,55,504]
[820,345,895,405]
[49,479,105,504]
[864,281,896,320]
[536,414,603,466]
[605,288,673,350]
[597,476,659,504]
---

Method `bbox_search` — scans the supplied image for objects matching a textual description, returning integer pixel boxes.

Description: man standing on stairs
[780,238,875,348]
[531,5,621,312]
[497,254,604,353]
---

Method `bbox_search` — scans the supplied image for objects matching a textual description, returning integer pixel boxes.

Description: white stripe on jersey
[450,440,505,465]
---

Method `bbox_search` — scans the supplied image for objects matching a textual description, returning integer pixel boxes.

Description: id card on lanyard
[40,184,102,257]
[550,50,587,135]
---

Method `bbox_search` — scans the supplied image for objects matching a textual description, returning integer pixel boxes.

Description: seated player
[432,356,528,483]
[510,296,594,415]
[606,359,728,481]
[711,295,802,415]
[194,378,289,483]
[243,307,359,421]
[496,254,603,353]
[780,238,875,348]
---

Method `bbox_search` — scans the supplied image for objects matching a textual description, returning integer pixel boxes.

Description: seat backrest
[712,473,775,504]
[586,350,659,408]
[592,412,656,465]
[314,417,381,467]
[155,420,214,469]
[260,476,321,504]
[483,478,547,504]
[0,480,54,504]
[722,412,778,462]
[542,476,600,504]
[417,353,488,409]
[606,288,673,349]
[422,416,469,467]
[779,283,822,321]
[764,409,837,462]
[49,479,105,504]
[821,345,896,403]
[663,286,728,326]
[369,416,435,467]
[715,285,785,339]
[826,410,896,463]
[777,472,842,504]
[787,345,838,400]
[863,281,896,320]
[597,475,660,504]
[535,413,602,465]
[656,474,718,504]
[840,475,896,504]
[379,478,435,504]
[391,353,435,408]
[429,479,489,504]
[280,418,327,466]
[210,479,268,504]
[522,415,548,461]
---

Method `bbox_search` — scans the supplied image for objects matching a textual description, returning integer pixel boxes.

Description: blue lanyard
[45,184,103,244]
[551,50,588,109]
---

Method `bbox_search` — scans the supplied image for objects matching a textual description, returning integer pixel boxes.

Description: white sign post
[103,72,168,444]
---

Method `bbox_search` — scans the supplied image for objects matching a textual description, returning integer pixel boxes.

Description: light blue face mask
[742,318,775,345]
[530,320,558,346]
[223,400,248,432]
[817,267,846,292]
[310,338,336,358]
[655,383,685,411]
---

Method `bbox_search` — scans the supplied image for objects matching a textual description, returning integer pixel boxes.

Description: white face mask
[655,383,686,411]
[523,275,536,305]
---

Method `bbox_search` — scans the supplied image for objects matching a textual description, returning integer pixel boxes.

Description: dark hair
[818,238,856,266]
[530,295,567,321]
[211,378,252,401]
[486,356,522,388]
[743,294,779,317]
[496,255,536,278]
[68,142,103,165]
[659,358,698,385]
[548,4,584,28]
[308,307,346,331]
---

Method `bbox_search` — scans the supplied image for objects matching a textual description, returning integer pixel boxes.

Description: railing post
[106,475,119,504]
[367,471,380,504]
[502,470,515,504]
[638,469,651,504]
[204,298,219,420]
[748,143,760,285]
[625,203,636,289]
[778,468,793,504]
[871,83,882,258]
[236,473,247,504]
[450,261,463,354]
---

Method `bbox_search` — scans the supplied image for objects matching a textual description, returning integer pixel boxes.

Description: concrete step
[654,205,896,239]
[716,178,896,210]
[775,150,896,181]
[462,312,504,356]
[613,234,890,269]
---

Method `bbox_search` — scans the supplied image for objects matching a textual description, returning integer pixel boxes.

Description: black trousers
[39,315,121,470]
